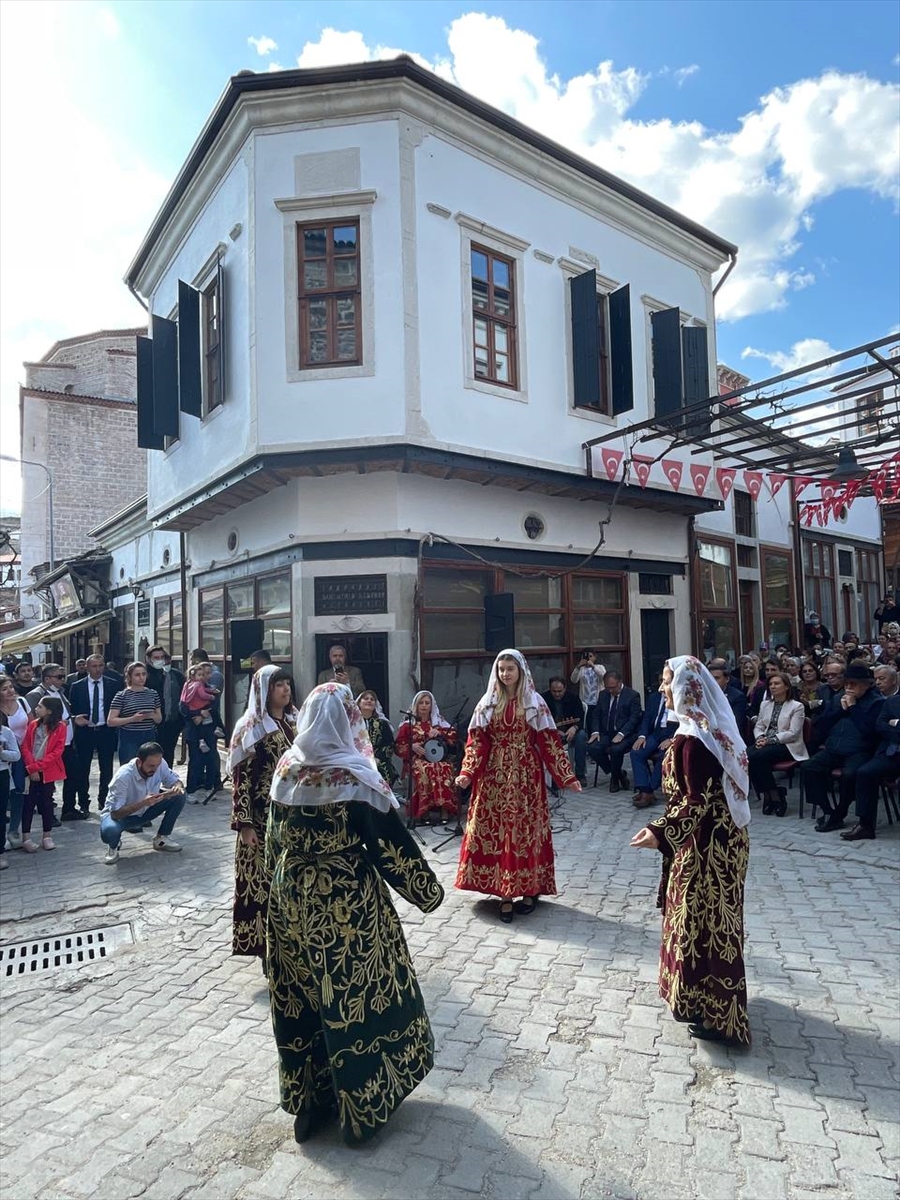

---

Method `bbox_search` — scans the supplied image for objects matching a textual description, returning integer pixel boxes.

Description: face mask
[162,663,171,673]
[150,659,165,669]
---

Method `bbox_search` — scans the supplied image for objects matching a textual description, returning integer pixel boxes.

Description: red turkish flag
[820,482,837,506]
[743,470,764,500]
[872,465,889,501]
[601,447,624,482]
[768,473,788,497]
[661,458,684,492]
[690,464,711,497]
[632,454,654,488]
[794,476,814,498]
[715,467,737,500]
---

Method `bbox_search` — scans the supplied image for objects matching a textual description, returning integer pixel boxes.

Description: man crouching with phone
[100,741,186,865]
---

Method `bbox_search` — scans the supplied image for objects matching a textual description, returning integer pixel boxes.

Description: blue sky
[0,0,898,509]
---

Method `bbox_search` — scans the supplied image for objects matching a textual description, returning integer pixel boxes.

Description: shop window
[762,549,794,651]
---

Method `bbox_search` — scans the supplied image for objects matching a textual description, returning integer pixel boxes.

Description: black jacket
[817,687,883,757]
[541,689,584,733]
[68,675,120,724]
[145,664,186,723]
[638,692,679,741]
[589,686,642,740]
[724,684,749,733]
[875,693,900,757]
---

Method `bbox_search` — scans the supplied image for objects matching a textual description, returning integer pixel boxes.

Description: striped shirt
[110,687,160,733]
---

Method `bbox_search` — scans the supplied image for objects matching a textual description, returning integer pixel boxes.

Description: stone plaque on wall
[314,575,388,616]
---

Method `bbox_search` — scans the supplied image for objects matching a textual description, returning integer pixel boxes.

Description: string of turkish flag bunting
[597,447,900,528]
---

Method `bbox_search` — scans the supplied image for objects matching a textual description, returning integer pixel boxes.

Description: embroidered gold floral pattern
[266,789,443,1141]
[650,736,751,1044]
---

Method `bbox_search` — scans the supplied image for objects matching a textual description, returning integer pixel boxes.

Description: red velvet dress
[455,704,576,898]
[394,720,459,819]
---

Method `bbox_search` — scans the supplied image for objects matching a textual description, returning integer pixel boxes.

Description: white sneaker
[6,832,22,850]
[0,856,9,870]
[22,839,38,854]
[153,837,181,852]
[186,792,201,805]
[41,836,56,851]
[104,844,120,865]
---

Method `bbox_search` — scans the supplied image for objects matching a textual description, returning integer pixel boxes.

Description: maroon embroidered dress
[650,734,751,1044]
[394,720,459,819]
[455,703,576,898]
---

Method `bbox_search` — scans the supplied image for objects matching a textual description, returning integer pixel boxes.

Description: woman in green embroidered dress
[267,681,444,1146]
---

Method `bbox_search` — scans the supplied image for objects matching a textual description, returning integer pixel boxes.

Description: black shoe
[762,798,774,815]
[814,814,834,831]
[816,816,845,833]
[688,1023,731,1044]
[499,901,514,924]
[577,776,587,787]
[609,778,621,794]
[513,896,539,915]
[52,814,62,828]
[840,824,875,841]
[61,810,88,822]
[293,1105,334,1144]
[619,771,629,790]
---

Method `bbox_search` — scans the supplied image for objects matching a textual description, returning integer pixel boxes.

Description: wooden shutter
[216,258,226,408]
[682,325,711,437]
[178,280,202,417]
[570,269,602,408]
[608,284,633,414]
[151,316,179,439]
[651,307,682,417]
[136,335,164,450]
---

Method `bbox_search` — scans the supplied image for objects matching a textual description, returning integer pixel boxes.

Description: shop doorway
[315,634,389,714]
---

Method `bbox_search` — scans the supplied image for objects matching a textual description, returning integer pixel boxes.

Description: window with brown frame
[154,595,184,668]
[297,220,361,368]
[203,275,222,413]
[471,245,517,387]
[761,548,794,651]
[696,537,740,666]
[856,547,880,639]
[802,539,836,635]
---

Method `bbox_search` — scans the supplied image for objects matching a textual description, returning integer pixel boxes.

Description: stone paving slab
[0,770,898,1200]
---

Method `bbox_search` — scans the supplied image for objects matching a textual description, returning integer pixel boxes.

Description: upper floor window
[734,490,756,538]
[471,245,517,388]
[203,273,223,413]
[297,220,361,368]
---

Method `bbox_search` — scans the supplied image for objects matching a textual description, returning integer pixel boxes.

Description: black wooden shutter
[151,315,179,439]
[216,258,226,407]
[608,284,633,414]
[570,269,602,408]
[178,280,202,417]
[682,325,711,437]
[136,335,164,450]
[651,307,682,417]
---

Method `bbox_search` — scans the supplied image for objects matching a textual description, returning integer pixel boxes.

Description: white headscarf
[469,649,556,733]
[666,654,750,829]
[228,665,299,771]
[270,682,398,813]
[400,690,451,731]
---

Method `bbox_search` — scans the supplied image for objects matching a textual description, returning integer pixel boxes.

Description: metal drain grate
[0,923,134,978]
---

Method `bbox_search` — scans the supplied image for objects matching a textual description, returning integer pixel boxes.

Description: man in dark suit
[630,688,679,809]
[145,646,186,769]
[841,691,900,841]
[709,660,749,734]
[64,659,88,697]
[542,677,588,785]
[69,654,119,814]
[587,671,642,792]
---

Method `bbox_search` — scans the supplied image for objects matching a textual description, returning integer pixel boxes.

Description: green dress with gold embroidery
[266,769,444,1144]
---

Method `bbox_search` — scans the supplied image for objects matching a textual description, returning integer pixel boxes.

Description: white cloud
[96,7,120,39]
[248,34,277,56]
[293,14,900,322]
[741,338,838,375]
[674,64,699,86]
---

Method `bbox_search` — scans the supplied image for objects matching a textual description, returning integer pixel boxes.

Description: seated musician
[394,691,458,824]
[541,677,587,786]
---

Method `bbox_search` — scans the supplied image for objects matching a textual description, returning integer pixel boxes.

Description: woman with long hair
[266,682,443,1146]
[356,690,398,789]
[21,696,67,853]
[737,653,767,721]
[797,659,823,717]
[395,691,458,823]
[455,649,581,922]
[108,662,162,765]
[631,655,751,1045]
[228,666,299,964]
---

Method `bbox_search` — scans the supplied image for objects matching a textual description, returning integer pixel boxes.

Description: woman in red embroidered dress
[395,691,459,822]
[455,649,581,922]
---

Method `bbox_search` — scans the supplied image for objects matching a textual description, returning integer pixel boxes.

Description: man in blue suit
[841,691,900,841]
[630,688,679,809]
[68,653,120,814]
[587,671,642,792]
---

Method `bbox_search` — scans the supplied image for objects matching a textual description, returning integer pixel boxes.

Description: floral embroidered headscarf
[666,654,750,829]
[227,664,299,771]
[469,648,556,733]
[270,682,398,813]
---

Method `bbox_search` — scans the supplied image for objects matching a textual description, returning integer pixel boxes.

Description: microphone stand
[400,709,427,847]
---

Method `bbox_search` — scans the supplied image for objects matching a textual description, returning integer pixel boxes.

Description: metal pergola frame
[583,334,900,491]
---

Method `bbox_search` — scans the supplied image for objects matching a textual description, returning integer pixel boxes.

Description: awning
[0,609,115,655]
[0,617,60,655]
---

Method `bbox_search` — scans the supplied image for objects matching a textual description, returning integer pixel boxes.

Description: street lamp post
[0,454,55,573]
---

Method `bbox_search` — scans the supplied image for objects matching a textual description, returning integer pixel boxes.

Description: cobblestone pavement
[1,768,898,1200]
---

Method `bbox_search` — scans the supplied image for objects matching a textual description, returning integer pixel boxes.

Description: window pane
[495,326,508,354]
[336,296,356,325]
[492,259,510,289]
[527,656,566,693]
[198,625,225,656]
[336,327,358,360]
[571,576,623,610]
[474,319,488,348]
[573,614,624,646]
[262,619,292,657]
[472,279,489,311]
[474,346,489,377]
[425,658,492,722]
[493,288,511,317]
[308,331,328,363]
[763,553,791,611]
[766,617,793,649]
[698,541,734,609]
[155,598,171,632]
[333,226,358,252]
[701,616,738,667]
[227,583,254,619]
[200,589,224,624]
[506,575,562,608]
[307,299,327,331]
[471,249,489,280]
[494,354,509,382]
[303,260,328,290]
[334,257,358,286]
[303,228,326,257]
[424,612,485,652]
[258,572,291,617]
[423,568,490,608]
[517,613,565,648]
